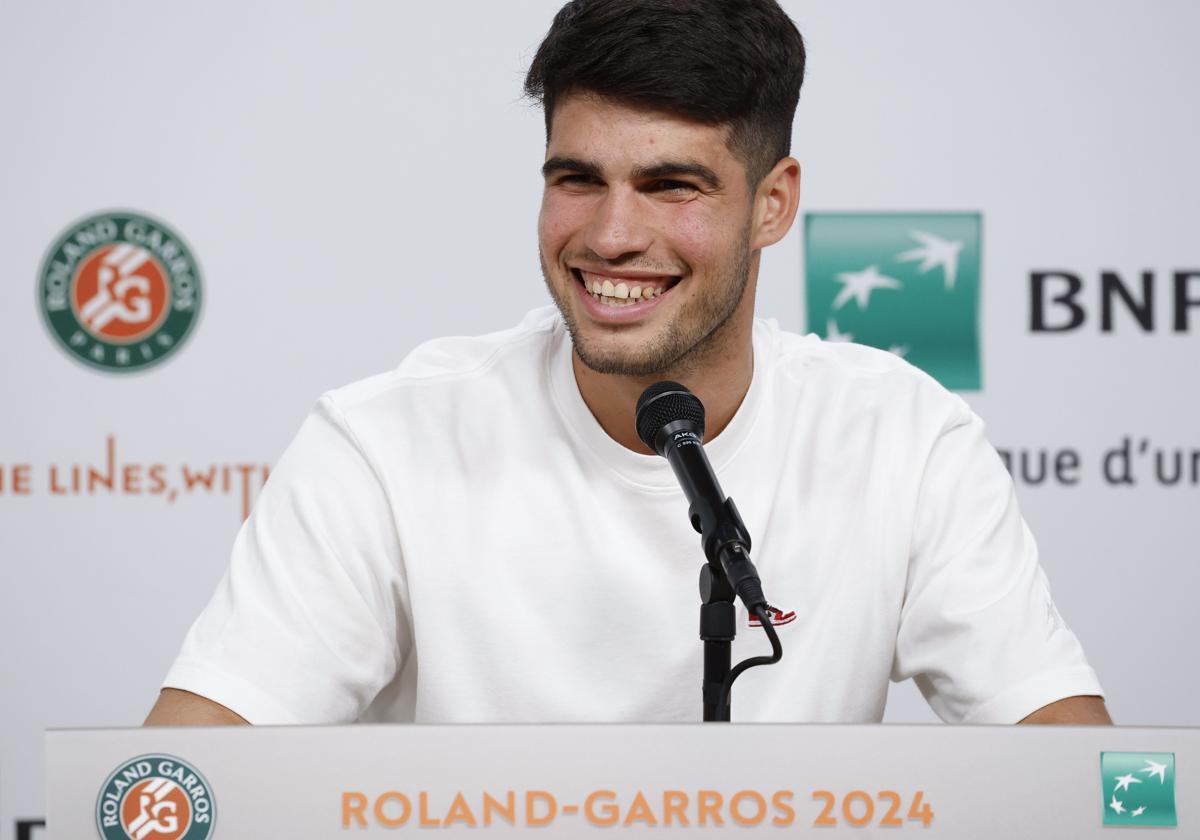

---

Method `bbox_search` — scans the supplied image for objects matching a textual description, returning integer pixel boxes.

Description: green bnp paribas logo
[804,213,982,390]
[1100,752,1177,827]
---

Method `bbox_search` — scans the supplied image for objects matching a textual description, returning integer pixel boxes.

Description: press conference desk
[47,722,1195,837]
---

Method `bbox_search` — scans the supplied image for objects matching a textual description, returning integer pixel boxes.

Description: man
[147,0,1109,727]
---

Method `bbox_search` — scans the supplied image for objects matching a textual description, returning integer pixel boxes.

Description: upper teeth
[581,272,668,302]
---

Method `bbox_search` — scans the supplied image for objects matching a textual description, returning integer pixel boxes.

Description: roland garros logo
[38,211,202,372]
[96,754,216,840]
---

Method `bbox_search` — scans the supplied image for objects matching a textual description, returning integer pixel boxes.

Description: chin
[570,324,685,377]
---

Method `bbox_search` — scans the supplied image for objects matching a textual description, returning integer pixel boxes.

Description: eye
[556,173,601,187]
[648,179,698,195]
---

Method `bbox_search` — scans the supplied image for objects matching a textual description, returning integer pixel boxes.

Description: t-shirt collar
[547,315,774,491]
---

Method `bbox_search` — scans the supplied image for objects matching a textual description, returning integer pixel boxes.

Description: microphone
[635,381,767,613]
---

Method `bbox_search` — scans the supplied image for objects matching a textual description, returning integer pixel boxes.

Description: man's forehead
[545,93,739,173]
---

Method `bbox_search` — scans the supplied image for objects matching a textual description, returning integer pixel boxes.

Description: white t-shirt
[164,307,1102,725]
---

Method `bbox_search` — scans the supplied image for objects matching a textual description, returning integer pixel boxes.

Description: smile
[573,268,681,308]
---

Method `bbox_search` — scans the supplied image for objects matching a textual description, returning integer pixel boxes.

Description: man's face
[538,94,757,377]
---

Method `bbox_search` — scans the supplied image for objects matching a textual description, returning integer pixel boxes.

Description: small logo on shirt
[804,212,983,390]
[1099,752,1177,827]
[96,754,216,840]
[38,210,202,372]
[749,605,796,628]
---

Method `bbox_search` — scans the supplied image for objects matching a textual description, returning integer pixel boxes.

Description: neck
[571,294,757,455]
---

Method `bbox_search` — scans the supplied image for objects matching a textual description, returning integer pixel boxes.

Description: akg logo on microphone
[673,431,700,448]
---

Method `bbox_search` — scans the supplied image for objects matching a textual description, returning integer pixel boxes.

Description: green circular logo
[38,210,202,372]
[96,753,216,840]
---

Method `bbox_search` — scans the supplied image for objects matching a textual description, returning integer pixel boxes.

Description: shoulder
[321,307,561,421]
[759,319,973,431]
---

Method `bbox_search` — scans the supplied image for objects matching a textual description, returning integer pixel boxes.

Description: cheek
[659,203,736,270]
[539,192,590,255]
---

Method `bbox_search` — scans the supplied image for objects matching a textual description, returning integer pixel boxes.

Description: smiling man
[147,0,1109,727]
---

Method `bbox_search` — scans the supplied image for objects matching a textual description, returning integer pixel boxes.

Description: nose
[584,187,653,261]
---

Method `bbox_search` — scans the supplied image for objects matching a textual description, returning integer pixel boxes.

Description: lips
[573,268,681,307]
[567,267,682,323]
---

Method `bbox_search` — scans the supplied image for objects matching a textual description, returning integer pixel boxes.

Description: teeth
[587,294,637,307]
[580,271,673,304]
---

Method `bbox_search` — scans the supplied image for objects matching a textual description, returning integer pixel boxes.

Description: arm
[893,400,1106,724]
[150,397,411,725]
[145,688,249,726]
[1019,695,1112,725]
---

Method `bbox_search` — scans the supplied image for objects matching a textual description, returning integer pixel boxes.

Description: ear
[750,156,801,250]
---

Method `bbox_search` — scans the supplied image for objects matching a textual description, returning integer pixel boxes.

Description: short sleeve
[162,396,412,723]
[891,403,1103,724]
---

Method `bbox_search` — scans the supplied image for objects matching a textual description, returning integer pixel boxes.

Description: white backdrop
[2,1,1198,836]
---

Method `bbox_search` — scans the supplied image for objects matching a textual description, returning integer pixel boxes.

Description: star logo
[1140,759,1167,783]
[1100,752,1176,827]
[1113,773,1141,793]
[897,230,964,290]
[824,317,853,343]
[804,212,982,390]
[832,265,902,310]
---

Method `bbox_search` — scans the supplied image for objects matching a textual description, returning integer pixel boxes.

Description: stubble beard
[540,228,753,379]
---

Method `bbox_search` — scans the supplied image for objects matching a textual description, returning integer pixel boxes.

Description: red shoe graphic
[749,605,796,627]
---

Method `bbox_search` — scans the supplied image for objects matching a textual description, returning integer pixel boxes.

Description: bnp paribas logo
[804,212,982,390]
[1100,752,1177,827]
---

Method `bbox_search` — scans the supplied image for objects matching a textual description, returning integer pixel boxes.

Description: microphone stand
[631,381,782,722]
[699,564,736,722]
[694,509,783,723]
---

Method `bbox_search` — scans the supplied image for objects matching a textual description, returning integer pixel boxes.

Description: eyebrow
[541,156,601,180]
[541,156,723,190]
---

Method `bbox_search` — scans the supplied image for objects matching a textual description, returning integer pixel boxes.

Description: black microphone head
[635,381,706,453]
